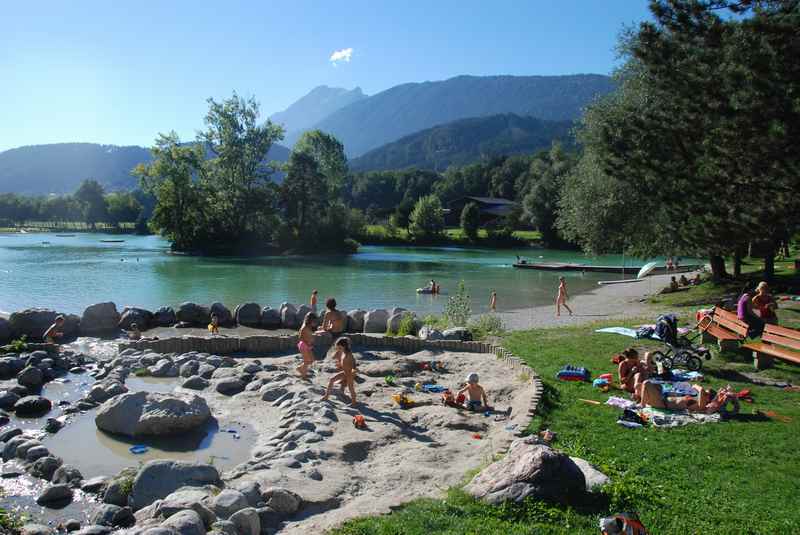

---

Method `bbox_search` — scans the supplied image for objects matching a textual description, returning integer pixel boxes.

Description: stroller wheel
[653,351,672,370]
[686,355,703,371]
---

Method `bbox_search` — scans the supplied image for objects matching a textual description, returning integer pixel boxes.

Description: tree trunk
[709,255,728,281]
[733,250,742,278]
[764,251,775,282]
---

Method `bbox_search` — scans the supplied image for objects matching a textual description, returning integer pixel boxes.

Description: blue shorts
[467,400,482,411]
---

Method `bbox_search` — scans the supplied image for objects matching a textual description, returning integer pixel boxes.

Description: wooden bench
[697,307,749,350]
[743,324,800,370]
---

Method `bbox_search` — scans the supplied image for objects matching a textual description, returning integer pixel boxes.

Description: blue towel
[422,384,447,393]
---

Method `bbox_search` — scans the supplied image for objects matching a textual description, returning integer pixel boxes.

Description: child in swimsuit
[208,314,220,335]
[129,323,142,340]
[43,315,65,344]
[296,312,318,379]
[322,337,358,406]
[457,372,488,411]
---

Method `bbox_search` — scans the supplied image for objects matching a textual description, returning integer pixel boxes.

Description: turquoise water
[0,233,657,316]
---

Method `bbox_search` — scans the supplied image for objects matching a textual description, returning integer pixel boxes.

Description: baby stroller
[650,314,711,371]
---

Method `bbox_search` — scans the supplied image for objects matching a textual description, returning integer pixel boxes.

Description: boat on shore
[512,262,704,275]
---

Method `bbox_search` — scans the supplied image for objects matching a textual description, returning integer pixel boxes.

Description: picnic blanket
[640,407,721,428]
[596,325,691,340]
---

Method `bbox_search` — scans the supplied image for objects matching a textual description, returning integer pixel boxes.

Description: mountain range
[350,113,573,172]
[0,73,614,194]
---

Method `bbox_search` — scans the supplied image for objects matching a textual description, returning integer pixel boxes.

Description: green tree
[74,179,108,228]
[293,130,348,197]
[281,151,327,240]
[408,195,445,240]
[522,143,573,247]
[106,192,142,227]
[460,202,480,241]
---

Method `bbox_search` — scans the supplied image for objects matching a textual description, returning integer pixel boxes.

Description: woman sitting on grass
[618,348,652,395]
[638,380,736,414]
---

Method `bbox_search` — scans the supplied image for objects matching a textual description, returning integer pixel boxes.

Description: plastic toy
[556,365,590,381]
[353,414,367,429]
[392,393,414,408]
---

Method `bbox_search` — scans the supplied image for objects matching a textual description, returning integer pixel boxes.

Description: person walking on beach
[489,290,497,312]
[310,289,318,313]
[296,312,318,380]
[555,276,573,317]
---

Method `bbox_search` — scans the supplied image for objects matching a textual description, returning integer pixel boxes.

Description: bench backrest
[712,307,749,337]
[763,324,800,351]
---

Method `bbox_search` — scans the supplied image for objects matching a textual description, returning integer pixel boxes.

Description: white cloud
[329,47,353,66]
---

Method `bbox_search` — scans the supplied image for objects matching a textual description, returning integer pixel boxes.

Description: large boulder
[119,307,154,331]
[91,504,135,528]
[260,307,281,329]
[261,487,302,516]
[214,378,245,397]
[212,489,248,519]
[153,307,177,327]
[160,509,205,535]
[442,327,472,341]
[570,457,610,492]
[9,309,80,341]
[418,325,444,340]
[233,303,261,328]
[229,508,259,535]
[209,303,234,327]
[95,392,212,437]
[346,310,366,333]
[0,317,11,345]
[295,305,312,324]
[0,390,20,410]
[36,483,73,505]
[81,303,121,335]
[279,303,298,329]
[0,355,24,379]
[18,365,44,390]
[176,303,211,326]
[363,309,389,333]
[130,460,221,511]
[14,395,51,416]
[465,438,585,505]
[154,487,217,527]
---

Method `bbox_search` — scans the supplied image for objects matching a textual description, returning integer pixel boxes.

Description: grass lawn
[361,225,540,246]
[333,309,800,534]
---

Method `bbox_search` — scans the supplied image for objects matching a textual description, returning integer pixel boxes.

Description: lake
[0,233,655,317]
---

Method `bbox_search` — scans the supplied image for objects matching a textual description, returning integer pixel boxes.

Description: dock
[512,262,704,275]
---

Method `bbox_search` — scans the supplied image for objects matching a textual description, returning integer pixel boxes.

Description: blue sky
[0,1,652,152]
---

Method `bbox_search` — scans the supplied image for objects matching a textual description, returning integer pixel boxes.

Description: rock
[229,508,259,535]
[179,361,200,378]
[91,504,135,527]
[0,390,20,410]
[14,395,51,416]
[197,363,216,379]
[176,303,211,326]
[182,376,210,390]
[259,385,288,402]
[346,310,366,332]
[2,436,27,461]
[295,305,312,324]
[209,303,234,327]
[119,307,154,331]
[75,527,112,535]
[36,483,73,505]
[9,384,29,397]
[44,417,64,433]
[153,307,177,327]
[211,368,238,379]
[215,378,245,396]
[15,439,42,460]
[0,427,23,442]
[82,476,110,494]
[211,520,237,535]
[95,392,212,437]
[29,455,62,480]
[240,362,261,374]
[260,307,281,329]
[81,303,121,335]
[103,479,130,506]
[363,309,389,333]
[0,317,10,345]
[150,359,177,377]
[255,507,282,532]
[161,509,206,535]
[130,460,221,511]
[65,519,81,531]
[261,487,302,515]
[143,529,178,535]
[52,465,83,486]
[279,303,298,329]
[21,523,55,535]
[26,445,50,462]
[233,481,261,508]
[9,309,80,341]
[570,457,611,492]
[442,327,472,341]
[234,303,261,328]
[155,488,217,527]
[464,439,585,505]
[212,489,248,519]
[18,365,44,390]
[418,325,444,340]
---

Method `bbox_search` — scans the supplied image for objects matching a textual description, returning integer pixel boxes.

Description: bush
[460,202,481,241]
[444,281,471,327]
[468,314,506,340]
[8,335,27,352]
[409,195,445,240]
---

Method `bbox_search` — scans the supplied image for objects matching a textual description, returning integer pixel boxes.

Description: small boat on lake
[100,239,125,243]
[55,234,76,237]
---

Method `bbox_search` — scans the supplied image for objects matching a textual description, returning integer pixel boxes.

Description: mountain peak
[269,86,368,134]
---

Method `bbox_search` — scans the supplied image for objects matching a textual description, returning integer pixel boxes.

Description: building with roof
[446,196,518,225]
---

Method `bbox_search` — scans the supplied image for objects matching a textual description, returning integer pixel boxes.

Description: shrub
[408,195,445,240]
[468,314,507,340]
[397,313,417,336]
[8,335,27,352]
[460,202,480,241]
[444,281,471,327]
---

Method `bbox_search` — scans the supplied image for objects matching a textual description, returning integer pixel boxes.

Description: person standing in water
[489,290,497,312]
[556,276,573,317]
[310,289,318,313]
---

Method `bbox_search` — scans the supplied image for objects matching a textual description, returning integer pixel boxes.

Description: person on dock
[319,298,346,336]
[489,290,497,312]
[555,276,573,317]
[322,336,357,406]
[208,314,220,335]
[310,289,318,313]
[457,372,489,411]
[297,311,318,379]
[43,315,65,344]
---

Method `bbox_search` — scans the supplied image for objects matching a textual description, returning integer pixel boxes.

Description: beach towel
[669,369,704,382]
[606,396,637,410]
[596,327,639,338]
[640,407,721,428]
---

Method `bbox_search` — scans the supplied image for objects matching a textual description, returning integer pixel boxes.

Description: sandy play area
[195,347,536,533]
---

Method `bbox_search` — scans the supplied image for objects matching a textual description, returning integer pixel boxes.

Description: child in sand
[129,323,142,340]
[43,315,65,344]
[296,312,318,379]
[208,314,220,335]
[458,372,488,411]
[322,337,357,406]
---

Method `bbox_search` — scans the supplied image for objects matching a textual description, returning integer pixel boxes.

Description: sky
[0,1,652,152]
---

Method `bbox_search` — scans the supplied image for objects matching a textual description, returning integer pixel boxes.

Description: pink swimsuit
[298,340,312,353]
